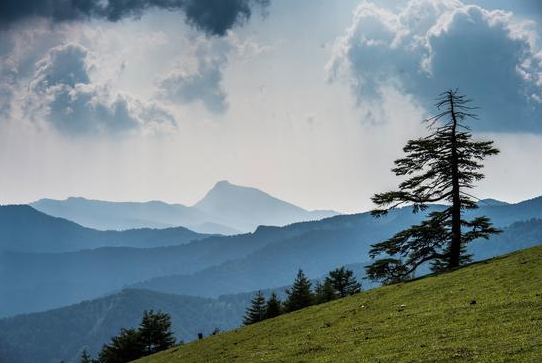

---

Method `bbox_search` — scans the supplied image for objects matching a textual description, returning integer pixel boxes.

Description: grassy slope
[136,245,542,363]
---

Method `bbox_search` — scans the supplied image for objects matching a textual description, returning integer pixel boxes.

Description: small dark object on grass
[198,333,203,340]
[470,300,476,305]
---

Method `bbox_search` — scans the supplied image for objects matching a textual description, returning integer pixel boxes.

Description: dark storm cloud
[0,0,270,36]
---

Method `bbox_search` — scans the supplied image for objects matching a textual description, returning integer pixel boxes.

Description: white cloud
[0,23,176,136]
[328,0,542,132]
[157,38,230,114]
[156,32,273,114]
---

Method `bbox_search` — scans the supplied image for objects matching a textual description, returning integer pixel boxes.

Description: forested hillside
[135,245,542,363]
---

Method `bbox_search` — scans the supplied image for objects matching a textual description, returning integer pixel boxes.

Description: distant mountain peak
[215,180,232,187]
[193,181,339,232]
[30,181,340,234]
[477,198,509,207]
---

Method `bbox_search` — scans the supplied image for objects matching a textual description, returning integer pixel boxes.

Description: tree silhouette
[243,291,266,325]
[264,292,282,319]
[138,310,176,355]
[98,328,143,363]
[328,267,361,297]
[80,349,92,363]
[284,269,314,312]
[314,278,336,304]
[96,310,175,363]
[366,90,501,283]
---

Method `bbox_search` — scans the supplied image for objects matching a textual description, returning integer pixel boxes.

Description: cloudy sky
[0,0,541,213]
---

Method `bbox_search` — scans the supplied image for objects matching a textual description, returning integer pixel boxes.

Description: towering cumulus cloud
[0,0,270,36]
[328,0,542,133]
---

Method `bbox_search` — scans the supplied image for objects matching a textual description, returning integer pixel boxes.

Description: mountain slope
[135,244,542,363]
[4,204,542,318]
[0,289,249,363]
[133,217,542,298]
[30,197,230,233]
[0,205,207,253]
[0,219,329,317]
[472,195,542,227]
[193,180,338,231]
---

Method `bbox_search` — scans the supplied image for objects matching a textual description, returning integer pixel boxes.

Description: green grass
[135,245,542,363]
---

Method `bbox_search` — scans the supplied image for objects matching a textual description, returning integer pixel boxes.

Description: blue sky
[0,0,541,212]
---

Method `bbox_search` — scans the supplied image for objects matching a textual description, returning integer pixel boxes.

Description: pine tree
[138,310,176,355]
[80,349,92,363]
[98,328,143,363]
[264,292,282,319]
[284,269,314,312]
[366,90,501,284]
[96,310,176,363]
[314,278,336,304]
[243,291,266,325]
[328,267,361,297]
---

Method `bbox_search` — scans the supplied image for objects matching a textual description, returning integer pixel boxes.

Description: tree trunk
[449,92,462,268]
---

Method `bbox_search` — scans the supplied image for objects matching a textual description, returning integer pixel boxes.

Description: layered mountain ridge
[30,181,340,234]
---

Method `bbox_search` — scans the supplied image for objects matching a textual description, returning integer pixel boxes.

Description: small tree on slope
[366,90,501,284]
[80,349,92,363]
[265,292,282,319]
[139,310,176,355]
[284,269,314,312]
[98,328,143,363]
[314,278,336,304]
[328,267,361,298]
[243,291,266,325]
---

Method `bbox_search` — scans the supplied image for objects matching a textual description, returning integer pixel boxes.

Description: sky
[0,0,541,214]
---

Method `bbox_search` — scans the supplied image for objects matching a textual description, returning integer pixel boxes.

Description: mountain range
[1,188,542,362]
[0,205,208,253]
[2,218,542,363]
[30,181,339,234]
[3,195,542,319]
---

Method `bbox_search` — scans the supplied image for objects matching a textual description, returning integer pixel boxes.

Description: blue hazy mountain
[193,180,339,232]
[133,217,542,299]
[476,198,510,207]
[30,181,339,234]
[0,205,208,253]
[0,219,329,317]
[2,237,542,363]
[30,197,237,235]
[471,195,542,227]
[2,195,542,319]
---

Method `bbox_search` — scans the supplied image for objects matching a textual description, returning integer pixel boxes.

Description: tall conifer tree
[138,310,176,355]
[98,328,143,363]
[314,278,336,304]
[366,90,501,283]
[243,291,266,325]
[284,269,314,312]
[80,349,92,363]
[328,267,361,297]
[264,292,282,319]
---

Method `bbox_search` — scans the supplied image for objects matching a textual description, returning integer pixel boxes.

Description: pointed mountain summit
[193,181,338,232]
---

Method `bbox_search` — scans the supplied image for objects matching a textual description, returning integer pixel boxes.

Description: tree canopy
[93,310,176,363]
[366,90,501,284]
[328,267,361,297]
[243,291,266,325]
[284,269,314,312]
